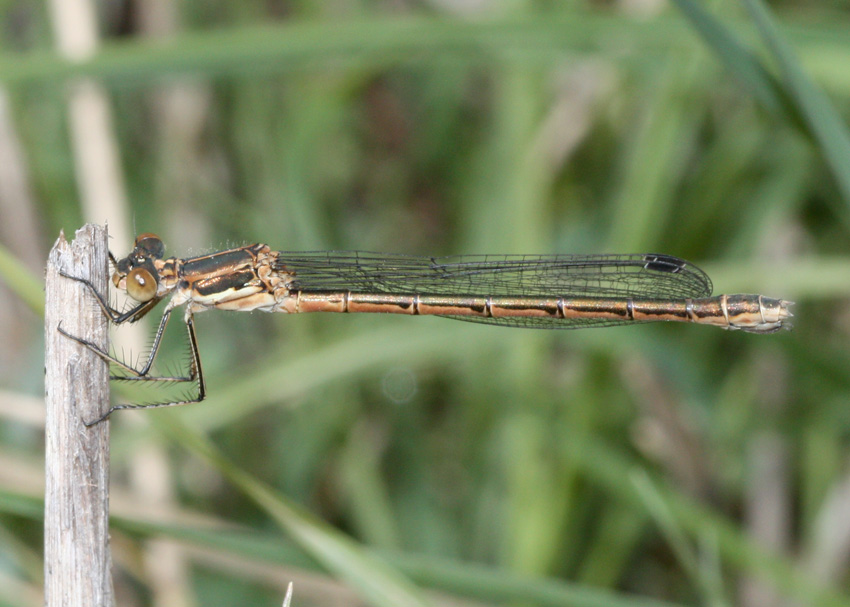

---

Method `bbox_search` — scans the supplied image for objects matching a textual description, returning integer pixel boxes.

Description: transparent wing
[277,252,711,298]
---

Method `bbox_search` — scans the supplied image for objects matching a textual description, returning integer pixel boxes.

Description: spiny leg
[57,304,186,381]
[83,313,207,426]
[59,269,160,324]
[58,282,205,424]
[59,261,168,377]
[59,246,206,425]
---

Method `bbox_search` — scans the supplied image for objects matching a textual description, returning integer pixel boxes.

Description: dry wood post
[44,224,114,607]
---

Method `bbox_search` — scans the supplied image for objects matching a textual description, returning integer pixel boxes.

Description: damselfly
[60,233,792,425]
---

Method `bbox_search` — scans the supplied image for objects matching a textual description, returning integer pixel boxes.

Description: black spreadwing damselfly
[59,233,792,425]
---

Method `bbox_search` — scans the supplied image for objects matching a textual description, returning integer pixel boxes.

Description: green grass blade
[0,488,692,607]
[151,413,434,607]
[632,471,730,607]
[0,242,44,316]
[673,0,850,218]
[741,0,850,211]
[669,0,783,113]
[108,510,691,607]
[566,432,850,607]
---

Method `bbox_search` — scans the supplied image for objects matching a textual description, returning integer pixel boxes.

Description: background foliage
[1,1,850,606]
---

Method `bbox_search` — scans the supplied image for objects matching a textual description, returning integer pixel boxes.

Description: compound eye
[134,233,165,259]
[125,267,158,302]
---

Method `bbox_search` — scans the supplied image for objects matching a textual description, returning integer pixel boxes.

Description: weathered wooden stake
[44,224,113,607]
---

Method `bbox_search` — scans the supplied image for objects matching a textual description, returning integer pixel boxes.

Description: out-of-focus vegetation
[2,1,850,606]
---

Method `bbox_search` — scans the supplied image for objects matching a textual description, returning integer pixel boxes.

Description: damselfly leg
[58,239,207,426]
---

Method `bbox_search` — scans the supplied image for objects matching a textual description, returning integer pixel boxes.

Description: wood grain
[44,224,113,607]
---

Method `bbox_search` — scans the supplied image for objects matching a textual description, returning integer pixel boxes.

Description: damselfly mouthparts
[60,233,792,425]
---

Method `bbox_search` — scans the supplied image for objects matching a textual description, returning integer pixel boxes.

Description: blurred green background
[2,0,850,606]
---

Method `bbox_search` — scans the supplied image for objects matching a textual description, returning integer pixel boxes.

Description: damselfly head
[110,233,164,302]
